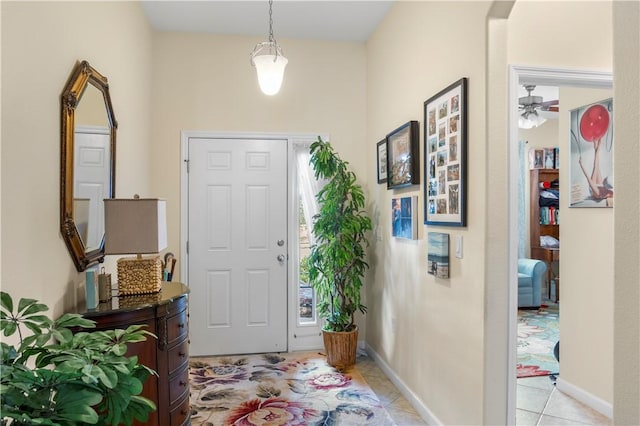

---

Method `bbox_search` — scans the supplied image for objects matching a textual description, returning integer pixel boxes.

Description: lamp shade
[254,53,288,95]
[104,198,167,255]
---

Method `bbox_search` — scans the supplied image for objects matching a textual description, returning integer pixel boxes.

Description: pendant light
[250,0,288,95]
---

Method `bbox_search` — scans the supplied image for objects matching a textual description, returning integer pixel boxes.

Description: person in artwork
[578,134,613,202]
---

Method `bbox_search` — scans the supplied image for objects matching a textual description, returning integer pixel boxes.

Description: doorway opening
[508,66,613,422]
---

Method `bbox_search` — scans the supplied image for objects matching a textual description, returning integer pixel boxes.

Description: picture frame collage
[423,78,467,227]
[375,78,468,277]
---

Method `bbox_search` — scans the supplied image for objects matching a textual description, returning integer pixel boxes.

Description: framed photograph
[386,121,420,189]
[376,139,387,184]
[569,98,613,208]
[423,78,467,226]
[427,232,449,278]
[529,149,544,169]
[392,196,418,240]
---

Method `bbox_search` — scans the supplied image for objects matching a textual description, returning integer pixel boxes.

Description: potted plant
[0,291,156,425]
[308,137,372,369]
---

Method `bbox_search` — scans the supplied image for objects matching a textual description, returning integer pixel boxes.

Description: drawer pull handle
[180,380,187,387]
[177,323,185,329]
[179,351,186,357]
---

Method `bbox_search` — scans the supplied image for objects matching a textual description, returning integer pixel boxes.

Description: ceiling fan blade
[539,99,559,107]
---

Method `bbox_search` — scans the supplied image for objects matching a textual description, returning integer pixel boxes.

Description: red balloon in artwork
[579,104,610,142]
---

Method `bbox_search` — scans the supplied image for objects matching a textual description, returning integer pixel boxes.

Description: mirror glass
[61,61,117,271]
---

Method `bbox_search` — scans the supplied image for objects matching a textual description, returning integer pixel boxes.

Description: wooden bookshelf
[530,168,560,301]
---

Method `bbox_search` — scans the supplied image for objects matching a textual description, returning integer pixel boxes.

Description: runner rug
[517,306,560,378]
[189,351,395,425]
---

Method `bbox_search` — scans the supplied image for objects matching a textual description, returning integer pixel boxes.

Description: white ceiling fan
[518,84,559,129]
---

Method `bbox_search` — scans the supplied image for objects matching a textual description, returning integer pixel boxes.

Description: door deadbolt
[277,239,285,246]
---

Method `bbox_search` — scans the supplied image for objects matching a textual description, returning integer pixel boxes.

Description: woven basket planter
[322,326,358,370]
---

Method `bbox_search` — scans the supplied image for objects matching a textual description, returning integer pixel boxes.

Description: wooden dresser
[77,282,190,425]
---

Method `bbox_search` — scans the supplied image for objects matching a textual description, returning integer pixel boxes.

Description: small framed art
[392,196,418,240]
[427,232,450,278]
[386,121,420,189]
[423,78,467,226]
[377,139,387,184]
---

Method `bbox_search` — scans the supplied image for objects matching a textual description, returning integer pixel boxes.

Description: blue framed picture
[392,196,417,240]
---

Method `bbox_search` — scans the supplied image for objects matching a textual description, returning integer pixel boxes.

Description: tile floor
[358,353,611,426]
[356,353,426,425]
[517,376,611,425]
[516,285,611,424]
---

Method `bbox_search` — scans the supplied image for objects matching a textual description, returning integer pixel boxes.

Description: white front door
[187,137,288,356]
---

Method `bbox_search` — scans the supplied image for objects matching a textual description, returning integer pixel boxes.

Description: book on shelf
[539,206,559,225]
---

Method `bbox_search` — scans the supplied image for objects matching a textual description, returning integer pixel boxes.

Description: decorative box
[117,256,163,295]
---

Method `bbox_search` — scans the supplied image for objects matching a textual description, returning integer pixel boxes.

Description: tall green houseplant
[308,137,372,336]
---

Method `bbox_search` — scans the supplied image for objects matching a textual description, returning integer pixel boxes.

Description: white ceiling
[141,1,395,42]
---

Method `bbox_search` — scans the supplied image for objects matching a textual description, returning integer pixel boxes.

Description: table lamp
[104,196,167,295]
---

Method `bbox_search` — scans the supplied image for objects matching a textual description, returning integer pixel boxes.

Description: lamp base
[117,255,163,295]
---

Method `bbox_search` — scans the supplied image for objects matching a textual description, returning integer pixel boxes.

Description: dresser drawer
[167,309,188,346]
[168,337,189,376]
[169,365,190,405]
[170,395,190,426]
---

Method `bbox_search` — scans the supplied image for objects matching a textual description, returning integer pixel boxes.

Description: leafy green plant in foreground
[0,291,157,425]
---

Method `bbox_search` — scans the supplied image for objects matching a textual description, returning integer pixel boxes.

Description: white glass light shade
[519,111,547,129]
[253,53,288,95]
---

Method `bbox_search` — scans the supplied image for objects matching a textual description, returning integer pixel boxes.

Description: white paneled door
[74,126,111,252]
[187,138,288,356]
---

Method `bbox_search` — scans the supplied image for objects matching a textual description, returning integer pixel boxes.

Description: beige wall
[366,2,490,424]
[150,32,367,281]
[559,87,614,402]
[508,0,614,405]
[612,1,640,423]
[1,2,153,317]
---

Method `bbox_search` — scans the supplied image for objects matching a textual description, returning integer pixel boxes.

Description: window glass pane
[298,199,315,323]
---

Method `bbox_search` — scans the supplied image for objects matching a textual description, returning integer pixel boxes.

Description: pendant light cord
[268,0,274,43]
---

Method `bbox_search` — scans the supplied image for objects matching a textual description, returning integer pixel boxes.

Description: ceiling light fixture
[519,107,547,129]
[250,0,288,96]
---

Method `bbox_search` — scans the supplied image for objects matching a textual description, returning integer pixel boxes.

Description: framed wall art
[386,121,419,189]
[427,232,449,278]
[569,98,613,207]
[376,139,387,184]
[423,78,467,226]
[392,196,418,240]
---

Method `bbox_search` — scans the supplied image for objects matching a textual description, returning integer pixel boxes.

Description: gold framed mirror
[61,60,117,271]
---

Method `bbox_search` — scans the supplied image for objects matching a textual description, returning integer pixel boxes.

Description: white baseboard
[365,344,442,425]
[555,377,613,419]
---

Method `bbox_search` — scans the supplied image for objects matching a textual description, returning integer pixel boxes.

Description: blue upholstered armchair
[518,259,547,308]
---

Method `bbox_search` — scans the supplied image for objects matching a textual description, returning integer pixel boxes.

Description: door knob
[277,254,285,263]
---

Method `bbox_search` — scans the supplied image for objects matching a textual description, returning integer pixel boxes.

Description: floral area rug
[517,306,560,378]
[189,351,395,425]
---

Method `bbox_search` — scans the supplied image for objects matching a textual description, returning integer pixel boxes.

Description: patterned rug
[189,351,395,425]
[517,306,560,378]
